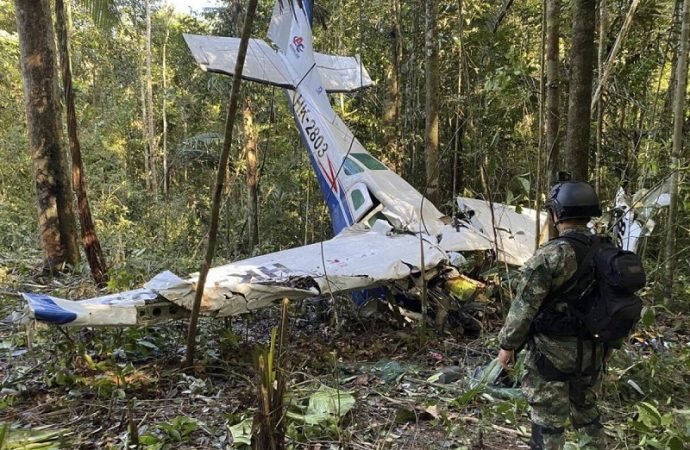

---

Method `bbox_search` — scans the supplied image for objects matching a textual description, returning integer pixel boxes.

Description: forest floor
[1,268,689,449]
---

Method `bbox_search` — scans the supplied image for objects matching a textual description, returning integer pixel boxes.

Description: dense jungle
[1,0,689,448]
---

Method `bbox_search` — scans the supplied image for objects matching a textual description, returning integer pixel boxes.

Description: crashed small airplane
[22,0,557,327]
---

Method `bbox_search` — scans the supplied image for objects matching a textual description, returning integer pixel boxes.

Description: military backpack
[534,232,647,343]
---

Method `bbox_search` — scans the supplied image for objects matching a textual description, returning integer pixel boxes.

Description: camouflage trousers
[522,347,605,450]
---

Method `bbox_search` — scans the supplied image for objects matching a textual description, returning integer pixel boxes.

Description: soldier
[497,180,607,450]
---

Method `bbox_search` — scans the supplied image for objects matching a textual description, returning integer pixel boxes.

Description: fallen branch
[460,415,527,437]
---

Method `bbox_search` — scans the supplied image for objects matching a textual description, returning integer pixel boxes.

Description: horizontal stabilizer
[183,34,295,89]
[314,52,373,92]
[183,34,373,93]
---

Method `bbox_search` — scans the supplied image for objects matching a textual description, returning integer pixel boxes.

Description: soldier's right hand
[498,349,515,370]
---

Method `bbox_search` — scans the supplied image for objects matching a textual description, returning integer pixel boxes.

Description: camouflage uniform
[498,226,605,450]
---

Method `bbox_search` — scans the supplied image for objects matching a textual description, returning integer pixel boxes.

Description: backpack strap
[556,233,607,375]
[552,232,600,300]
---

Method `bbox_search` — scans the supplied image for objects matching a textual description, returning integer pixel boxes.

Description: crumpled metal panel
[151,225,447,316]
[456,197,548,266]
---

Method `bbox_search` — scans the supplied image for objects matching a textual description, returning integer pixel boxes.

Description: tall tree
[452,0,466,202]
[383,0,402,172]
[162,7,173,196]
[55,0,108,285]
[545,0,561,183]
[145,0,158,198]
[594,0,607,194]
[244,96,259,250]
[591,0,640,110]
[664,0,690,300]
[15,0,80,270]
[664,0,686,115]
[424,0,440,206]
[565,0,596,181]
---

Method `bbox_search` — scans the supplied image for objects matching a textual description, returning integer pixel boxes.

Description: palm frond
[79,0,120,30]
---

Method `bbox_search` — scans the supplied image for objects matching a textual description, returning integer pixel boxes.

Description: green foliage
[286,386,355,426]
[0,423,67,450]
[627,401,690,449]
[139,416,200,449]
[284,386,356,443]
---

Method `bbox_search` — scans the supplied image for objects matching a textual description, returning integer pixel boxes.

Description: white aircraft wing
[457,197,549,266]
[183,34,296,89]
[23,225,447,326]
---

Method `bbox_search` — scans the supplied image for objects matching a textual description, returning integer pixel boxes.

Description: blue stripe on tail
[302,0,313,27]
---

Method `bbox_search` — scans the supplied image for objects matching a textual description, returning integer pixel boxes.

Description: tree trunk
[664,0,690,301]
[15,0,79,271]
[185,0,259,367]
[140,68,150,191]
[383,0,402,172]
[453,0,466,205]
[163,10,171,196]
[536,0,547,248]
[565,0,596,181]
[145,0,158,199]
[545,0,561,184]
[244,96,259,250]
[492,0,515,34]
[664,0,684,116]
[55,0,108,285]
[424,0,440,206]
[594,0,607,194]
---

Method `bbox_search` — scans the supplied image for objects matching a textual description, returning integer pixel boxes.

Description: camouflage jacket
[499,227,598,340]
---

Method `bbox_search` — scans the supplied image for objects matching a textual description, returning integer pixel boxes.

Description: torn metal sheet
[457,197,549,266]
[23,226,448,326]
[154,225,447,316]
[612,179,673,253]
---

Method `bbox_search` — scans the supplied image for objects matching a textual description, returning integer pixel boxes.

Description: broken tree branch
[184,0,260,368]
[591,0,640,109]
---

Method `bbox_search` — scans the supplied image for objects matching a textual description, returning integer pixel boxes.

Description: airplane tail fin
[268,0,314,54]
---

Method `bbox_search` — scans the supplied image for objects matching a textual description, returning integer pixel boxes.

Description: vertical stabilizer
[268,0,314,49]
[268,0,314,63]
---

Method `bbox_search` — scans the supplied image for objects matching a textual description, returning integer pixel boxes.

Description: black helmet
[545,181,602,222]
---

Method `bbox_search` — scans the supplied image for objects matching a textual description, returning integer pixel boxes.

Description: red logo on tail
[292,36,305,53]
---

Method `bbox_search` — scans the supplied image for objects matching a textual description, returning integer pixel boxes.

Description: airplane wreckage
[21,0,669,329]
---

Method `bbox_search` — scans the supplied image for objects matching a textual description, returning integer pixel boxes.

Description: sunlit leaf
[228,418,252,446]
[286,386,355,425]
[637,401,662,428]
